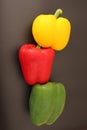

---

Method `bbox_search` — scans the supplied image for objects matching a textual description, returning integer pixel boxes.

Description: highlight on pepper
[32,9,71,51]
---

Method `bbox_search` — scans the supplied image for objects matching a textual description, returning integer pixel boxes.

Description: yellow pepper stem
[54,9,63,19]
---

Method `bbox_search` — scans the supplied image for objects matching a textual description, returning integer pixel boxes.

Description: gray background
[0,0,87,130]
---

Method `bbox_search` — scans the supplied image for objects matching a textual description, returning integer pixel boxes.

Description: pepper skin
[32,9,71,51]
[29,82,66,126]
[19,44,55,85]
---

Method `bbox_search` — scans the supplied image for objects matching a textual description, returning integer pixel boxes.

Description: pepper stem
[37,45,41,49]
[54,9,63,19]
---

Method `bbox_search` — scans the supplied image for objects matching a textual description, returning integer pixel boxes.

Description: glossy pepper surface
[29,82,66,126]
[32,9,71,51]
[19,44,55,85]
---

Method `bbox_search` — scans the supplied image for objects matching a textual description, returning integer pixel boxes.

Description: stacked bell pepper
[19,44,55,85]
[19,9,71,126]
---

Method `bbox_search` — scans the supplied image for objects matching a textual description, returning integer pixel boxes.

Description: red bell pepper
[19,44,55,85]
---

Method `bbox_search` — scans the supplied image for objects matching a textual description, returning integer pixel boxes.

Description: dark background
[0,0,87,130]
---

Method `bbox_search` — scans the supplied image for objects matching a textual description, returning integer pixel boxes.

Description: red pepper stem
[54,9,63,19]
[37,45,41,49]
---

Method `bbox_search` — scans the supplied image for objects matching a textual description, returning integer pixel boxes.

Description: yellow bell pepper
[32,9,71,51]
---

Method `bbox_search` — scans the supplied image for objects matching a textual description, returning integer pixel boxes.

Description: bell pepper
[19,44,55,85]
[32,9,71,51]
[29,82,66,126]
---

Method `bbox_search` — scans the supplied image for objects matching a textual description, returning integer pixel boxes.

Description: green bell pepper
[29,82,66,126]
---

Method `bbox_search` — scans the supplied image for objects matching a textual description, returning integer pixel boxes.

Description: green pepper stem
[37,45,41,49]
[54,9,63,19]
